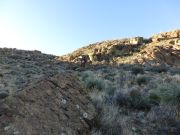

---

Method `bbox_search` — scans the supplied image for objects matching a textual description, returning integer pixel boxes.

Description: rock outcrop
[131,40,180,66]
[58,29,180,67]
[58,38,147,64]
[151,29,180,42]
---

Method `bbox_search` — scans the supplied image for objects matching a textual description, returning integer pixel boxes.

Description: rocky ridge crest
[58,29,180,67]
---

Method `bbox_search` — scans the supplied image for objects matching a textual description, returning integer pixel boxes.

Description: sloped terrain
[58,29,180,67]
[76,65,180,135]
[0,48,96,135]
[0,29,180,135]
[58,29,180,135]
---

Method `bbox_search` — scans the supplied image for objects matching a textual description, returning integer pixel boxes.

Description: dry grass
[77,66,180,135]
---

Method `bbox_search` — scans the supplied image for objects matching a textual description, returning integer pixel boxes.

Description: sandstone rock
[58,30,180,67]
[151,29,180,42]
[130,37,144,45]
[175,39,180,45]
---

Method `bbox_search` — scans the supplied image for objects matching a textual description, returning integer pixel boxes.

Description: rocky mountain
[58,29,180,67]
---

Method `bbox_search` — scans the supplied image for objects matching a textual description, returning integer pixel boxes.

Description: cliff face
[0,48,96,135]
[58,29,180,67]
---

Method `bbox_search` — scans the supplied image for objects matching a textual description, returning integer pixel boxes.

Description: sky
[0,0,180,55]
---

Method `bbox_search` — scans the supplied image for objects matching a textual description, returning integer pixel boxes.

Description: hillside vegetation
[0,29,180,135]
[59,29,180,134]
[0,48,96,135]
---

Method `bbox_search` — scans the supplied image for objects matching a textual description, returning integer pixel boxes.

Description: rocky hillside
[0,48,96,135]
[58,29,180,67]
[0,29,180,135]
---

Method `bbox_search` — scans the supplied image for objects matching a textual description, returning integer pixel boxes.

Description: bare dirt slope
[0,48,96,135]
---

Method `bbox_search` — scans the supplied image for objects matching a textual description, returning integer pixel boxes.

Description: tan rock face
[130,42,180,67]
[151,29,180,42]
[58,29,180,67]
[130,37,144,45]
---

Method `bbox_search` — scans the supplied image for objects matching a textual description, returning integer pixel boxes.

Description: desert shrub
[130,97,151,110]
[89,91,105,114]
[113,92,130,106]
[104,75,114,81]
[0,73,3,77]
[101,68,111,73]
[150,83,180,106]
[146,105,178,134]
[79,70,106,91]
[105,86,116,96]
[85,77,105,91]
[81,70,94,80]
[121,64,143,72]
[130,89,141,98]
[98,124,122,135]
[129,90,151,110]
[147,105,176,125]
[95,79,105,91]
[136,76,149,85]
[114,90,151,110]
[169,67,180,75]
[121,64,134,71]
[94,105,124,135]
[148,93,161,105]
[146,66,168,73]
[131,66,144,75]
[85,77,97,89]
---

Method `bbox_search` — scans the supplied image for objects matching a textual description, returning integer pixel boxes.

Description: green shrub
[147,105,176,126]
[146,66,168,73]
[131,66,144,75]
[81,70,94,80]
[114,90,151,110]
[95,79,105,91]
[169,68,180,75]
[121,64,143,73]
[104,75,114,81]
[102,68,111,73]
[114,92,130,106]
[136,76,149,85]
[0,73,3,77]
[106,86,116,96]
[85,77,97,89]
[149,93,161,105]
[150,83,180,105]
[121,64,134,71]
[85,77,105,91]
[93,105,123,135]
[130,90,151,110]
[130,89,141,98]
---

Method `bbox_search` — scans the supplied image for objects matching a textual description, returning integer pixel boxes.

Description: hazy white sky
[0,0,180,55]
